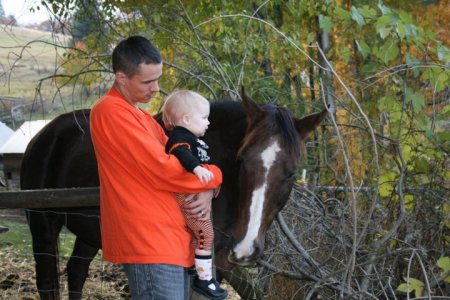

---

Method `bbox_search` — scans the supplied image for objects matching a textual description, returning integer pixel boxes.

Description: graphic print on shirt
[196,139,210,162]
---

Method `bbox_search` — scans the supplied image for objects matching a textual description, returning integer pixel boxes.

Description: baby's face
[183,101,210,137]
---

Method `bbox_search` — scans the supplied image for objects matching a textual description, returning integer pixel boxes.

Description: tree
[7,0,450,298]
[70,0,109,46]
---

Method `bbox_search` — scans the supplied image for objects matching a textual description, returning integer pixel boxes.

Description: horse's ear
[295,108,328,139]
[240,86,264,120]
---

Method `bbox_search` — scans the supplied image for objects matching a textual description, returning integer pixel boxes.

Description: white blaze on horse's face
[232,139,281,259]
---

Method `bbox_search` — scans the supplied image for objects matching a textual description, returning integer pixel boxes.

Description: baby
[162,90,227,300]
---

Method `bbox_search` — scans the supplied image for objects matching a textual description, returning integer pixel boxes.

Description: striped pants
[175,193,214,251]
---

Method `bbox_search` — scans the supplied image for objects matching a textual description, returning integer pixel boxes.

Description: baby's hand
[193,166,214,184]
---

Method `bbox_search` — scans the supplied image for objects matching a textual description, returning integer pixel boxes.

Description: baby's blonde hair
[162,90,209,131]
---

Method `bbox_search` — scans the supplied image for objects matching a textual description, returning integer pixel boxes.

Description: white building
[0,122,14,148]
[0,120,50,189]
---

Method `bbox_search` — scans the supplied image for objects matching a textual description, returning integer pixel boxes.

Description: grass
[0,219,33,256]
[0,25,97,119]
[0,218,77,258]
[0,26,67,67]
[0,26,68,96]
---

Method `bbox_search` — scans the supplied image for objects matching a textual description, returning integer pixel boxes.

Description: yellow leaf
[397,277,424,297]
[405,194,414,213]
[396,283,411,293]
[437,256,450,282]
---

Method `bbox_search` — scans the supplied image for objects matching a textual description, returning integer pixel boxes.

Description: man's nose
[150,81,159,92]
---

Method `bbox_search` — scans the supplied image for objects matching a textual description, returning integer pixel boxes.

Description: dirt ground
[0,247,131,299]
[0,209,239,299]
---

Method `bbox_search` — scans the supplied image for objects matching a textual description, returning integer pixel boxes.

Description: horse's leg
[64,209,101,299]
[27,210,64,300]
[67,238,99,300]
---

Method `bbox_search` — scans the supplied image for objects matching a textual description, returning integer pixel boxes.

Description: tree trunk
[317,25,336,116]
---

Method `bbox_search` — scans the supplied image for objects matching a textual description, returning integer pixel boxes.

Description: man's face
[117,62,163,105]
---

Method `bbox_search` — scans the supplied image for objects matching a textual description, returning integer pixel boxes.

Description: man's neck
[113,82,138,107]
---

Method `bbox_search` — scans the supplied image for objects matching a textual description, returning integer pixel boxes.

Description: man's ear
[115,71,127,85]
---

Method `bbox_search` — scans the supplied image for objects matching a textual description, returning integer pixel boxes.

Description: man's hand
[186,189,213,220]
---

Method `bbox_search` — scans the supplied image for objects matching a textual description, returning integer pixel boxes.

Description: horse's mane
[273,107,300,157]
[259,104,301,158]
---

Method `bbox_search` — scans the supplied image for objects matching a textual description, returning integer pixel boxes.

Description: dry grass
[0,25,95,119]
[0,26,68,99]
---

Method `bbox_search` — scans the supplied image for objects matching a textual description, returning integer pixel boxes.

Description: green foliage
[404,86,425,113]
[356,40,371,59]
[319,15,332,33]
[71,0,110,45]
[397,256,450,297]
[379,171,397,197]
[437,256,450,283]
[329,0,449,197]
[396,277,424,297]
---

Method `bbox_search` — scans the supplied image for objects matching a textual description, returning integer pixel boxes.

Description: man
[90,35,222,300]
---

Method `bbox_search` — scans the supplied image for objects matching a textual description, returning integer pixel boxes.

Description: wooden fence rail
[0,185,383,210]
[0,187,99,208]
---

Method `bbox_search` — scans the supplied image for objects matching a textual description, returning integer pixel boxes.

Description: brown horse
[21,89,327,299]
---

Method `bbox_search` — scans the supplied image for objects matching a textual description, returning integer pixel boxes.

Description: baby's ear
[182,114,191,124]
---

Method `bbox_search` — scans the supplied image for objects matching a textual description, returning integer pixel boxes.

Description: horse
[20,89,327,299]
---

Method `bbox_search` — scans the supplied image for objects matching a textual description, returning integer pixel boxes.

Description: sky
[2,0,51,25]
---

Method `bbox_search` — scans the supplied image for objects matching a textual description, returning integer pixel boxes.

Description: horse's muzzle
[227,247,261,267]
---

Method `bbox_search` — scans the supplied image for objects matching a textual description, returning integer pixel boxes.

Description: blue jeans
[123,264,190,300]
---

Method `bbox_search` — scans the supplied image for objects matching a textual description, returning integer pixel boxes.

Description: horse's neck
[210,101,246,127]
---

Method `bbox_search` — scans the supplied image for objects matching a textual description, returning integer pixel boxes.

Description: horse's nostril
[252,246,261,258]
[227,249,242,265]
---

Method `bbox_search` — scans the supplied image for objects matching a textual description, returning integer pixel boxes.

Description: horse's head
[227,87,328,266]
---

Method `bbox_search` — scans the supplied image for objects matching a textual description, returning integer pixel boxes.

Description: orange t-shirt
[90,87,222,266]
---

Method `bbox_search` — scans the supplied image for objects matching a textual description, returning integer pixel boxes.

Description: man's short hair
[112,35,162,76]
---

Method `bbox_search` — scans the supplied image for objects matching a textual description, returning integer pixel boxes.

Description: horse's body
[21,91,327,299]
